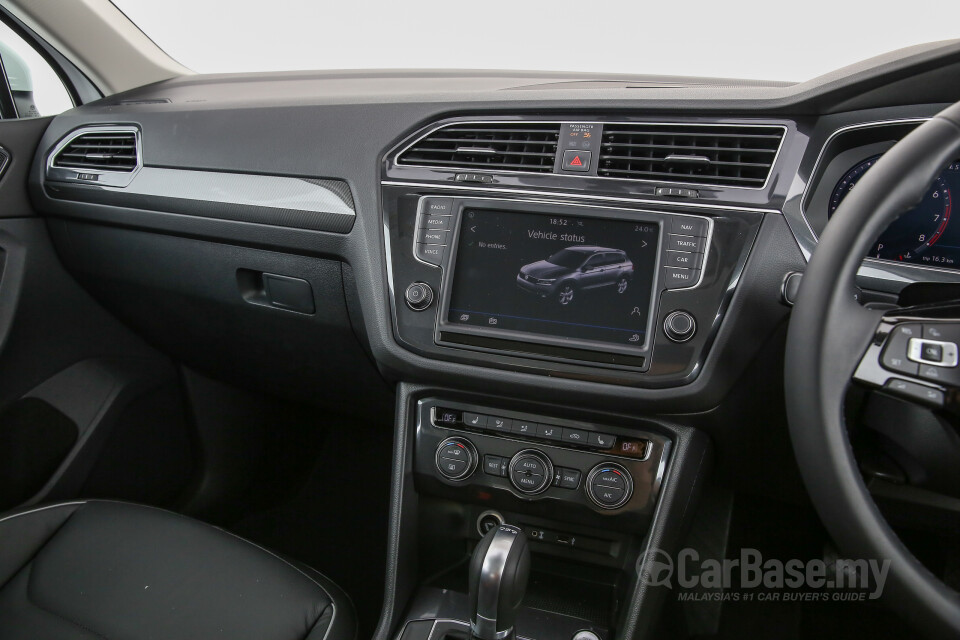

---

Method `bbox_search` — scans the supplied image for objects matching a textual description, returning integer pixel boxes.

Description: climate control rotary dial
[508,449,554,495]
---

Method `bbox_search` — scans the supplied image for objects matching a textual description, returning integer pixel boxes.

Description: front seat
[0,500,355,640]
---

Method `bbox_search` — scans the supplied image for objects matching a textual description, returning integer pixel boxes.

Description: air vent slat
[398,122,560,173]
[598,123,784,188]
[52,130,139,172]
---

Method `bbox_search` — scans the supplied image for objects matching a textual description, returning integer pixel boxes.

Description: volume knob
[663,310,696,343]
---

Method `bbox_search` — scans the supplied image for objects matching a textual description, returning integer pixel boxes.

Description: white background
[112,0,960,81]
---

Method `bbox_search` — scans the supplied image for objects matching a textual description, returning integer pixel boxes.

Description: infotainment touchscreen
[444,209,661,351]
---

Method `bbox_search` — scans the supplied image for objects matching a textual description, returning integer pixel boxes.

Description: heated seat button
[536,424,562,441]
[488,417,513,432]
[512,420,538,436]
[588,432,617,449]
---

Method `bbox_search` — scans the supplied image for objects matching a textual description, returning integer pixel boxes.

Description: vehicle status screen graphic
[446,209,660,349]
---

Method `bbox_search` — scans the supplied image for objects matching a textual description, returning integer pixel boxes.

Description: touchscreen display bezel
[435,199,669,360]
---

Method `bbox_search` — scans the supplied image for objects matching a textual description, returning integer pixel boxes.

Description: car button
[666,234,704,253]
[665,251,701,269]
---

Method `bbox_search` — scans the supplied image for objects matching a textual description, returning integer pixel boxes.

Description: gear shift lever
[468,524,530,640]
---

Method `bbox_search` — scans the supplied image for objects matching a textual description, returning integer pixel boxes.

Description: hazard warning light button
[561,149,592,172]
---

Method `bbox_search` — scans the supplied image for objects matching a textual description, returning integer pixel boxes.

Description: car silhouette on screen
[516,246,634,305]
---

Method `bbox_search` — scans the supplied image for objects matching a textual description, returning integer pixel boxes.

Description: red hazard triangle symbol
[570,155,583,166]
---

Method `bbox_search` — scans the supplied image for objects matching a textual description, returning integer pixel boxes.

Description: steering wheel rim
[786,102,960,638]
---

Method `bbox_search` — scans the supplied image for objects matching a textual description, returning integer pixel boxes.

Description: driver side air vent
[398,123,560,173]
[52,130,139,172]
[598,123,785,188]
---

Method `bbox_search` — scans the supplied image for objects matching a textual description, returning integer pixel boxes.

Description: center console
[383,191,763,387]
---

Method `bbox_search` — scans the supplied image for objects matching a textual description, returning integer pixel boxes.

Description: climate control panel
[416,398,670,526]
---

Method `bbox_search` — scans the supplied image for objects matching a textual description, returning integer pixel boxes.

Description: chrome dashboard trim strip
[381,180,779,215]
[392,119,789,191]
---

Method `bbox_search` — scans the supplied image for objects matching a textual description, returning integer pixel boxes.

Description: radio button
[663,267,697,288]
[666,234,705,253]
[671,217,707,238]
[424,198,455,216]
[416,243,447,265]
[419,228,450,244]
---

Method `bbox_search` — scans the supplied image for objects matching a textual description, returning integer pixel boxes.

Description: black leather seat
[0,500,356,640]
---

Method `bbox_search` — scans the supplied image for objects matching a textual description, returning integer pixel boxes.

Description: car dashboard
[23,45,960,639]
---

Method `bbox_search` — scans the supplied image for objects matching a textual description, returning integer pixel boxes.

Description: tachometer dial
[829,155,952,261]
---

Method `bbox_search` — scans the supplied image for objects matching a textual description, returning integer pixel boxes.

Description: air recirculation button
[508,449,554,495]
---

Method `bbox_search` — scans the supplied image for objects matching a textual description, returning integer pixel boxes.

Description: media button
[420,215,452,230]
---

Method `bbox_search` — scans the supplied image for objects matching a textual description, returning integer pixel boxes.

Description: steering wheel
[786,101,960,638]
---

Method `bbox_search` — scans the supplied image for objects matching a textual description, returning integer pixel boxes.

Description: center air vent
[398,123,560,173]
[52,129,139,172]
[598,123,784,188]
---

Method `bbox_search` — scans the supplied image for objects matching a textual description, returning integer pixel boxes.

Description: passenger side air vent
[598,124,784,188]
[52,130,139,172]
[398,123,560,173]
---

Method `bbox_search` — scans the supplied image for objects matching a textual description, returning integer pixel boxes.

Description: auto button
[509,449,554,495]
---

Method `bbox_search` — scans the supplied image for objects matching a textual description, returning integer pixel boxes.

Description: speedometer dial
[829,155,952,261]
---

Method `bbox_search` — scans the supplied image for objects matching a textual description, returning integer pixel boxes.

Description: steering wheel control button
[663,267,697,288]
[883,379,945,408]
[561,149,592,172]
[907,338,958,367]
[671,217,707,237]
[588,432,617,449]
[880,324,921,375]
[435,437,477,481]
[586,463,634,510]
[404,282,434,311]
[664,310,697,343]
[509,450,554,495]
